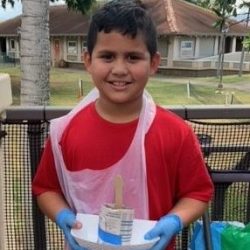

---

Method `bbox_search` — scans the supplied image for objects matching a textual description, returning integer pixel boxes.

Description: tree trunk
[20,0,50,106]
[216,32,224,89]
[218,32,226,89]
[216,34,223,79]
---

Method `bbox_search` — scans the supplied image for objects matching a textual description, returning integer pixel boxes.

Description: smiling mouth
[107,81,132,87]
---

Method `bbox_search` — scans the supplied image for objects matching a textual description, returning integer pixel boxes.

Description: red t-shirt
[32,103,213,248]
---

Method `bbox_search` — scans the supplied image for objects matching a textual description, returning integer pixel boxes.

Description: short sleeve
[175,127,214,202]
[32,137,62,196]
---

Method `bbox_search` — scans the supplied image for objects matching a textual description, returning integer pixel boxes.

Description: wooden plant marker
[114,175,123,209]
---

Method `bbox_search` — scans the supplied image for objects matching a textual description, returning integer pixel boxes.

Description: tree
[184,0,211,8]
[20,0,50,105]
[1,0,14,8]
[65,0,95,14]
[184,1,238,88]
[1,0,95,105]
[238,0,250,77]
[210,0,237,89]
[242,33,250,51]
[21,0,95,105]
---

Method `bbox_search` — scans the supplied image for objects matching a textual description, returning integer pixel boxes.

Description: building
[0,4,89,67]
[0,0,249,75]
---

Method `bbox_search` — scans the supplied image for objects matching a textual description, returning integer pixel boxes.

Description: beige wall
[199,37,215,58]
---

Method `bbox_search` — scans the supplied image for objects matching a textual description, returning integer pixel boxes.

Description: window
[180,40,194,58]
[82,40,87,52]
[10,39,15,50]
[181,41,193,50]
[67,41,77,55]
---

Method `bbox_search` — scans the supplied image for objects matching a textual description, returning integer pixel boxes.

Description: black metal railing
[1,105,250,250]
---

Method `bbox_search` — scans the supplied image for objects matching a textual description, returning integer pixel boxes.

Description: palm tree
[238,0,250,77]
[184,0,211,8]
[20,0,50,105]
[20,0,95,105]
[1,0,14,8]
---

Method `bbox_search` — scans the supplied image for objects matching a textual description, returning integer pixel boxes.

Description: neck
[95,98,143,123]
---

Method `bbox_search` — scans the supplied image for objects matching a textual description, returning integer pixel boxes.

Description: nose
[111,59,128,76]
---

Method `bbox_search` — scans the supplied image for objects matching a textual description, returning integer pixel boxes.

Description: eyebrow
[96,50,146,56]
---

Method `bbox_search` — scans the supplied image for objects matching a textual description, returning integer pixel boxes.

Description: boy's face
[84,31,160,107]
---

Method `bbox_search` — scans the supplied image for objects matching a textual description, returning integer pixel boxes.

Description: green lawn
[1,65,250,106]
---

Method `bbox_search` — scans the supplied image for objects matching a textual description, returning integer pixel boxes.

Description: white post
[78,79,84,99]
[187,81,191,98]
[167,37,175,67]
[6,38,9,57]
[0,73,12,250]
[77,36,81,62]
[63,37,67,61]
[214,36,219,56]
[231,37,236,53]
[194,37,200,59]
[225,92,231,105]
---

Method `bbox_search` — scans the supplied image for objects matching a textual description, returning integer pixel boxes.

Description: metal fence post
[202,211,213,250]
[28,122,47,250]
[0,121,7,250]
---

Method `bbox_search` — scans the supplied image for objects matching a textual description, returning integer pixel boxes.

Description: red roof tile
[49,5,89,36]
[0,15,21,36]
[145,0,248,35]
[0,5,89,37]
[0,1,248,37]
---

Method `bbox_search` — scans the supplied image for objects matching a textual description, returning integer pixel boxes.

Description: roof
[0,15,21,36]
[49,5,89,36]
[145,0,249,36]
[0,1,248,37]
[0,5,89,37]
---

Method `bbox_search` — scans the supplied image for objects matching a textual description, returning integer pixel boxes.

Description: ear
[150,52,161,75]
[84,51,92,73]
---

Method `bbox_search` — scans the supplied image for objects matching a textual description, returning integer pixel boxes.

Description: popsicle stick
[114,175,123,209]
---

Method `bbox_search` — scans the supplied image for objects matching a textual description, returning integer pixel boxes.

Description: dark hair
[86,0,157,58]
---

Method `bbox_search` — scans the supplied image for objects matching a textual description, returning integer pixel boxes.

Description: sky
[0,1,22,21]
[0,0,66,21]
[0,0,249,21]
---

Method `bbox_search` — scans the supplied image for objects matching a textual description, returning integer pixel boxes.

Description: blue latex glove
[144,214,183,250]
[55,208,86,250]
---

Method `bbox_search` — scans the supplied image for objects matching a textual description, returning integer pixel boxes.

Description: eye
[127,54,143,62]
[99,53,114,62]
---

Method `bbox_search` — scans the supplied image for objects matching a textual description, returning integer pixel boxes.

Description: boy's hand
[144,214,183,250]
[55,208,86,250]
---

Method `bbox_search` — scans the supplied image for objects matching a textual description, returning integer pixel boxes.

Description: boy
[32,0,213,250]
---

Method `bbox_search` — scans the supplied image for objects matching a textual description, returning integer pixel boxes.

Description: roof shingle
[0,1,248,37]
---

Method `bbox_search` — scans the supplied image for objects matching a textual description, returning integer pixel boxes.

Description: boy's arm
[169,197,208,227]
[145,197,208,250]
[37,192,85,250]
[37,191,71,222]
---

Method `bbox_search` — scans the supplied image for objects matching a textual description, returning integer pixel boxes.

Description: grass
[146,81,225,105]
[49,69,94,105]
[1,64,250,106]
